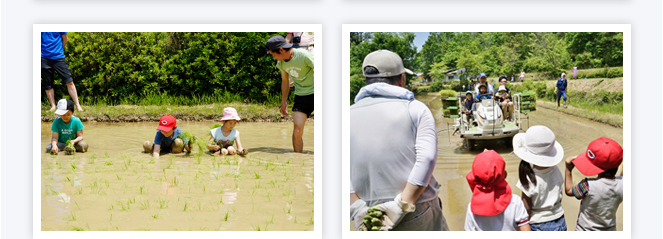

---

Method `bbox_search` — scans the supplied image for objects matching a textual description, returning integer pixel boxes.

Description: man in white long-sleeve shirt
[349,50,449,231]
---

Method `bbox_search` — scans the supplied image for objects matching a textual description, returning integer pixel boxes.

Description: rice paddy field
[40,121,314,231]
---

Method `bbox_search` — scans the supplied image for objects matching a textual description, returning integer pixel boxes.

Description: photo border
[33,24,322,238]
[342,24,631,238]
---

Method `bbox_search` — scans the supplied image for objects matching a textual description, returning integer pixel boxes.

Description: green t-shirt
[276,48,314,96]
[51,116,85,143]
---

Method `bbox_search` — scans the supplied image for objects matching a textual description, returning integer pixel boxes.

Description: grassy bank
[537,101,622,128]
[40,102,312,122]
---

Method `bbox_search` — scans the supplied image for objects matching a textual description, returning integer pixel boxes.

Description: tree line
[351,32,623,81]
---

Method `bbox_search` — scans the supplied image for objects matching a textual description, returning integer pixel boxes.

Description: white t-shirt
[515,166,565,223]
[464,194,530,231]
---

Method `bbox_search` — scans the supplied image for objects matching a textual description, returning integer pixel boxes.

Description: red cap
[466,150,512,216]
[157,115,177,132]
[573,137,623,176]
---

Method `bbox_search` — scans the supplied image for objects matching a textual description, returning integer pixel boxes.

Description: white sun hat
[512,125,564,167]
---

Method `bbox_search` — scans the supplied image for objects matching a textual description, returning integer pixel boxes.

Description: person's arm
[519,224,531,231]
[521,193,532,217]
[402,102,438,205]
[564,156,576,196]
[285,33,293,43]
[235,131,244,152]
[61,33,68,46]
[350,193,360,205]
[207,136,220,151]
[280,70,290,116]
[51,132,60,154]
[152,144,161,159]
[71,130,84,144]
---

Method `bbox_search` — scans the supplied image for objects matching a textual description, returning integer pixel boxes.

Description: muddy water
[419,93,623,231]
[41,121,314,231]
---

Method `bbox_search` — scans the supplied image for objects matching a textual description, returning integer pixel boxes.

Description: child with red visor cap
[564,137,623,231]
[143,115,192,159]
[464,150,531,231]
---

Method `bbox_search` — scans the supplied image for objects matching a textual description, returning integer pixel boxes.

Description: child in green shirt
[46,99,88,154]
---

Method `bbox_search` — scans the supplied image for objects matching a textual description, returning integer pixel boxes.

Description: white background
[2,0,661,239]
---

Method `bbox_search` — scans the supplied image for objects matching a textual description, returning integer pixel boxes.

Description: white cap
[54,99,73,115]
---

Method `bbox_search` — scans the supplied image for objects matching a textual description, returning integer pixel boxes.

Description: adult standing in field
[555,73,568,108]
[266,35,314,153]
[285,32,315,98]
[42,32,84,112]
[350,50,449,231]
[474,72,494,96]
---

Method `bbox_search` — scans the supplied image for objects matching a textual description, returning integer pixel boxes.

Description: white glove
[376,194,415,230]
[350,199,369,231]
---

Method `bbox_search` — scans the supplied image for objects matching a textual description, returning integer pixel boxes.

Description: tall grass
[65,92,282,107]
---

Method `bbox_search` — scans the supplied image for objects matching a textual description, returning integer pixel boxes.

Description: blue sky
[413,32,430,52]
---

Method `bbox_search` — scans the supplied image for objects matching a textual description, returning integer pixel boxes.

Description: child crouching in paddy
[143,114,192,159]
[46,99,88,154]
[208,107,248,156]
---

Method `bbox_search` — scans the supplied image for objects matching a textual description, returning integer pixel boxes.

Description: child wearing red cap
[207,107,247,156]
[464,150,531,231]
[564,137,623,231]
[142,115,191,159]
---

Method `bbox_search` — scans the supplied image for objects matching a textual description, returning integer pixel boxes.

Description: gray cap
[362,50,413,78]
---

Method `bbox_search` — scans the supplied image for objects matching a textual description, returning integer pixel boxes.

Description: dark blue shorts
[41,57,74,90]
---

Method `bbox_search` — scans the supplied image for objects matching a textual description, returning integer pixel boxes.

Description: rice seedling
[88,153,97,164]
[139,185,146,194]
[151,214,159,219]
[156,197,169,209]
[224,211,229,221]
[166,159,173,169]
[251,224,262,231]
[70,162,78,170]
[219,185,226,194]
[75,201,81,210]
[104,152,110,158]
[268,179,277,188]
[116,174,122,180]
[148,158,155,164]
[76,187,83,195]
[308,216,314,226]
[68,212,77,221]
[85,221,90,230]
[71,226,85,231]
[267,215,274,224]
[172,176,179,186]
[109,222,119,231]
[254,172,261,179]
[255,181,261,189]
[105,161,113,166]
[140,199,151,210]
[183,200,189,211]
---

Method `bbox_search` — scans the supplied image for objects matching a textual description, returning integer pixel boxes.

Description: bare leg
[45,89,57,111]
[292,112,307,153]
[66,81,84,112]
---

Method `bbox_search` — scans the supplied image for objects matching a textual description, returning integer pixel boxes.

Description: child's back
[464,194,530,231]
[516,166,565,223]
[574,176,623,231]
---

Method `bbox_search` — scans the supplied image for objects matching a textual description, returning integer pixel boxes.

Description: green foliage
[575,67,623,79]
[439,90,457,98]
[53,32,285,105]
[350,75,366,105]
